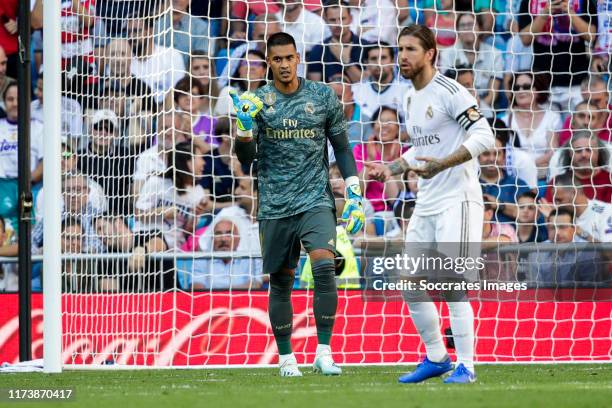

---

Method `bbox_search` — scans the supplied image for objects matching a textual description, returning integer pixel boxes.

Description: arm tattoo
[388,158,410,176]
[441,145,473,170]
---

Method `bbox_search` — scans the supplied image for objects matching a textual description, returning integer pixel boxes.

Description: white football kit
[401,72,495,243]
[577,200,612,243]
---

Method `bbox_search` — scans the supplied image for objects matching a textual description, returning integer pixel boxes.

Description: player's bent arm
[460,118,496,163]
[234,129,257,165]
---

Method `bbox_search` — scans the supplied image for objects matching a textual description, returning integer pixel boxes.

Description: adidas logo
[267,106,275,113]
[328,239,334,246]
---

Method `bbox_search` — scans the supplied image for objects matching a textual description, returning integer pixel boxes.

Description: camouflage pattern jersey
[250,78,353,220]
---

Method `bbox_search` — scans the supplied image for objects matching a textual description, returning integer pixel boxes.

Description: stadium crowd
[0,0,610,292]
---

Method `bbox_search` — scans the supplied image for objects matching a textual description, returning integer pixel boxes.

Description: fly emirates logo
[265,118,317,139]
[410,125,440,147]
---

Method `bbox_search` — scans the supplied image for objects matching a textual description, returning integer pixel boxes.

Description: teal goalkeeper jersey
[252,78,348,220]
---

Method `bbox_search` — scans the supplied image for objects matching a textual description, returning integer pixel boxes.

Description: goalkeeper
[232,32,364,377]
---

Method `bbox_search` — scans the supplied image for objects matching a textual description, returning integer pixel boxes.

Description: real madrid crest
[467,107,481,122]
[264,92,276,106]
[426,105,433,119]
[305,102,315,114]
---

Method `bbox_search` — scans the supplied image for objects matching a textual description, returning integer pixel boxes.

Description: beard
[401,63,424,81]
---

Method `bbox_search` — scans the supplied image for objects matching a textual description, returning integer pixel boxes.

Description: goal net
[0,0,610,367]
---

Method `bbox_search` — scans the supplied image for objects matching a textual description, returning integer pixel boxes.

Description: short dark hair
[173,76,206,105]
[398,24,438,64]
[444,64,473,82]
[518,191,538,202]
[548,207,575,224]
[322,0,350,12]
[266,32,297,53]
[365,41,395,60]
[554,171,582,189]
[165,142,201,189]
[214,116,231,136]
[371,105,399,124]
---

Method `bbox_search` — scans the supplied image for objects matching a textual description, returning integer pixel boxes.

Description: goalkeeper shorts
[259,205,336,275]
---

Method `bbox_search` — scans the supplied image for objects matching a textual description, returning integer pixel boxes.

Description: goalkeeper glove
[341,181,365,235]
[230,89,263,133]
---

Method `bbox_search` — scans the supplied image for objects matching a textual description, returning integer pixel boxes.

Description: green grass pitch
[1,365,611,408]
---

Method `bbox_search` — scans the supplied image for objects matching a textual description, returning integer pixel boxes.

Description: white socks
[447,302,475,372]
[279,353,296,366]
[316,344,331,356]
[407,302,448,363]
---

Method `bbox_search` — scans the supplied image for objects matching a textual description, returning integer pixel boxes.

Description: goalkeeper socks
[447,302,475,372]
[407,302,448,363]
[312,259,338,346]
[269,273,295,356]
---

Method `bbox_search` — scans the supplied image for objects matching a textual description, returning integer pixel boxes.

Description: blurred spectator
[0,215,18,291]
[354,106,405,212]
[328,74,365,143]
[559,100,612,146]
[480,140,532,224]
[134,142,210,249]
[34,173,106,253]
[591,0,612,74]
[515,191,548,243]
[31,70,84,146]
[307,0,369,83]
[126,17,185,103]
[329,163,376,236]
[0,0,18,79]
[0,82,44,182]
[218,14,280,89]
[173,76,216,146]
[352,43,412,123]
[215,50,267,116]
[156,0,212,65]
[421,0,457,47]
[481,195,518,281]
[504,72,562,179]
[132,111,191,193]
[191,216,263,290]
[439,13,503,111]
[559,76,612,145]
[33,0,99,84]
[349,0,398,45]
[94,215,167,291]
[276,0,330,56]
[77,109,135,216]
[526,208,606,287]
[0,82,44,228]
[547,130,612,203]
[0,46,13,114]
[230,0,323,20]
[445,64,497,119]
[490,119,538,190]
[189,50,219,116]
[199,117,242,209]
[518,0,598,112]
[474,0,512,49]
[548,172,612,243]
[59,217,88,292]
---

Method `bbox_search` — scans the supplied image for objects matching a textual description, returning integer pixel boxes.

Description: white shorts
[405,201,483,244]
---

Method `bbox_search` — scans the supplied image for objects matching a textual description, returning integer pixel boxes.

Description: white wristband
[236,128,253,140]
[345,176,360,189]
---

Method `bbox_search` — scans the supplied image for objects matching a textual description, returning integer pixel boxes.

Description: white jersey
[131,45,185,104]
[352,78,412,123]
[401,72,494,216]
[577,200,612,243]
[0,118,44,178]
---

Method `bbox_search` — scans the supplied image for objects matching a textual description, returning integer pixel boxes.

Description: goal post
[42,0,63,374]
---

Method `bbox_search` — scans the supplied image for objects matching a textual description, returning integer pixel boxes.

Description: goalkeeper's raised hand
[229,89,263,135]
[341,183,365,235]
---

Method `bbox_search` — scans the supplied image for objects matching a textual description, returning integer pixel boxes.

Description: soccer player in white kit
[366,25,495,384]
